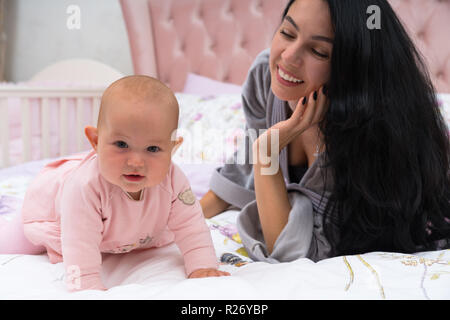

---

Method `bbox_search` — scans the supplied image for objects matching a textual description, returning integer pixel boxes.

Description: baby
[20,75,229,291]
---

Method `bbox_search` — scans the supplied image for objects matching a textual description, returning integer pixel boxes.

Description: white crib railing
[0,86,105,168]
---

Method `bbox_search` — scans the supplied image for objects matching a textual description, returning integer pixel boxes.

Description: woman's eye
[147,146,160,153]
[280,30,295,39]
[312,49,328,58]
[114,141,128,148]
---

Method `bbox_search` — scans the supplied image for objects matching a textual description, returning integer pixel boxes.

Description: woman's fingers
[312,85,329,124]
[300,90,318,126]
[291,86,328,131]
[271,85,328,152]
[289,96,307,123]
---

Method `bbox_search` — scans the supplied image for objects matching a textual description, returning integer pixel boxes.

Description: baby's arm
[60,177,106,291]
[168,165,227,277]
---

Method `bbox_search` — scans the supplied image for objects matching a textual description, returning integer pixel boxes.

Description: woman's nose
[281,42,303,68]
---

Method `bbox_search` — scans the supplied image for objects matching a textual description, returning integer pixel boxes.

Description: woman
[200,0,450,262]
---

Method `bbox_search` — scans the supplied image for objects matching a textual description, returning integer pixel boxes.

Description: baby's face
[95,94,179,197]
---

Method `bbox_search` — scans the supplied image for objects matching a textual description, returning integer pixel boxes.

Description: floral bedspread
[173,93,245,165]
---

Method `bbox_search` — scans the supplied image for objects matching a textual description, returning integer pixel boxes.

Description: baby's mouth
[123,174,145,182]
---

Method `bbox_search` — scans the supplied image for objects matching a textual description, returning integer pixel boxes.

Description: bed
[0,0,449,300]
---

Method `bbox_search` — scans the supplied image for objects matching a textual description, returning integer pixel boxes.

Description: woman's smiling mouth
[276,65,304,87]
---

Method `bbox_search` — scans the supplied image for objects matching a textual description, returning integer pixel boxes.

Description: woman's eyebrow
[284,15,333,44]
[285,15,299,31]
[311,35,333,44]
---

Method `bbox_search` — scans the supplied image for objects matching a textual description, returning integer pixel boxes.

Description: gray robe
[210,49,334,263]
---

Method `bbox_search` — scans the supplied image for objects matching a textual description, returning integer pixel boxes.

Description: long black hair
[283,0,450,255]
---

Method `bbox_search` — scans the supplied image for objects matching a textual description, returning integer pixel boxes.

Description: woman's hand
[254,86,329,158]
[285,85,329,143]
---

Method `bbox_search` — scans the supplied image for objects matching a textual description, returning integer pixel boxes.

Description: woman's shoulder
[250,48,270,70]
[242,49,272,115]
[246,49,271,85]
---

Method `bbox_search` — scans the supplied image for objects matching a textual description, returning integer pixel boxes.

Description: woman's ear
[85,126,99,151]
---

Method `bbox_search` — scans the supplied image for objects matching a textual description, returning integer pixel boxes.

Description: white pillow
[182,73,242,95]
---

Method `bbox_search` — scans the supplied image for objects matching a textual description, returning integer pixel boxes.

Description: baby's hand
[188,268,230,279]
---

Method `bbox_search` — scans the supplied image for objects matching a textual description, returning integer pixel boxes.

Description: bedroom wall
[3,0,133,82]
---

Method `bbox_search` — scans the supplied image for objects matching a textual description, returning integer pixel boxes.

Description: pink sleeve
[167,164,218,276]
[59,173,106,292]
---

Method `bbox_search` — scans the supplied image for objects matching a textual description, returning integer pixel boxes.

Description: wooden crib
[0,85,103,168]
[0,59,123,168]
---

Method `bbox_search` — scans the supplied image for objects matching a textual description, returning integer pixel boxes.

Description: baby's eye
[147,146,160,153]
[114,141,128,149]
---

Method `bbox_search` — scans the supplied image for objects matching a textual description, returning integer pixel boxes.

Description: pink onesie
[21,150,218,291]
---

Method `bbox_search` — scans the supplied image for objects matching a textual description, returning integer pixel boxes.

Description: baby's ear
[171,136,183,156]
[84,126,99,151]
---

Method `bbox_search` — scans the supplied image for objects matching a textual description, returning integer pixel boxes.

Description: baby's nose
[127,153,144,167]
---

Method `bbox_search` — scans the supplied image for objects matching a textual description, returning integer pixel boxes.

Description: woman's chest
[288,126,320,167]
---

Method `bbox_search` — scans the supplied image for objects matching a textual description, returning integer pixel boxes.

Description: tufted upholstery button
[254,0,263,11]
[197,8,203,19]
[179,41,185,52]
[417,30,425,39]
[437,71,444,79]
[226,3,234,16]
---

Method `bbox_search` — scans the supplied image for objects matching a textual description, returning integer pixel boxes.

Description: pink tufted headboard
[120,0,450,93]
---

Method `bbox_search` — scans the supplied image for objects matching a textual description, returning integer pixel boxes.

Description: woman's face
[270,0,333,105]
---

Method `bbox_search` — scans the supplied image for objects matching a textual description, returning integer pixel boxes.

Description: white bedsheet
[1,236,448,299]
[0,160,449,299]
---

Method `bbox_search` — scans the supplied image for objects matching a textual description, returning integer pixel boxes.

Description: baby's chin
[120,174,167,191]
[100,173,144,192]
[99,169,169,192]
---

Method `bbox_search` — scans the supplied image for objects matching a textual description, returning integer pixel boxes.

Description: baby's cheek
[148,156,171,180]
[100,164,120,185]
[98,156,123,184]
